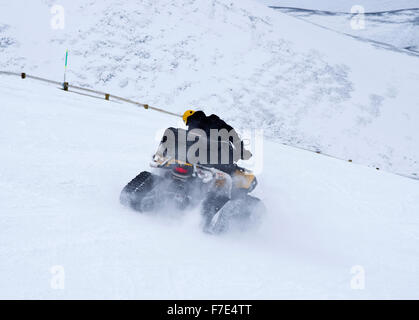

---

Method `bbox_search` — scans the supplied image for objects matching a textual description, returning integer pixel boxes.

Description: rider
[182,110,252,172]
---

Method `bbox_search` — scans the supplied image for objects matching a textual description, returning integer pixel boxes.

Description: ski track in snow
[1,77,419,299]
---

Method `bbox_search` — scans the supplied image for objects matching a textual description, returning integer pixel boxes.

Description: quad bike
[120,128,265,234]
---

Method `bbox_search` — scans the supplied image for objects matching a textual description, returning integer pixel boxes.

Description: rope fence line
[0,70,417,181]
[0,71,182,118]
[276,140,418,181]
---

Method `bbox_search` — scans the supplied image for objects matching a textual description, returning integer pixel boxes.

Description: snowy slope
[270,7,419,54]
[0,0,419,179]
[1,76,419,299]
[256,0,419,12]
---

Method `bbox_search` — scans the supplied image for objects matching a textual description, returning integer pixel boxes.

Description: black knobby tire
[120,171,157,211]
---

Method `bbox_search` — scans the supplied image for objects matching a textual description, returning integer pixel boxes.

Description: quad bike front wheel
[202,194,265,234]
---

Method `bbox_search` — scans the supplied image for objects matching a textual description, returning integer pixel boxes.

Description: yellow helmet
[182,110,195,125]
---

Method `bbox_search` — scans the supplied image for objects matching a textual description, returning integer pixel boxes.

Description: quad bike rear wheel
[120,171,161,212]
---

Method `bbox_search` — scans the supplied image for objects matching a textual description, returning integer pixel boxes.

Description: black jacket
[186,111,251,161]
[186,111,233,134]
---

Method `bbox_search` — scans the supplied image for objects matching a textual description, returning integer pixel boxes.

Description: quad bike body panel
[120,127,265,234]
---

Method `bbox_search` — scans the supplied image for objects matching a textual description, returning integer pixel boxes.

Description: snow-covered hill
[270,7,419,54]
[0,0,419,179]
[256,0,419,12]
[259,0,419,53]
[1,0,419,299]
[1,76,419,299]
